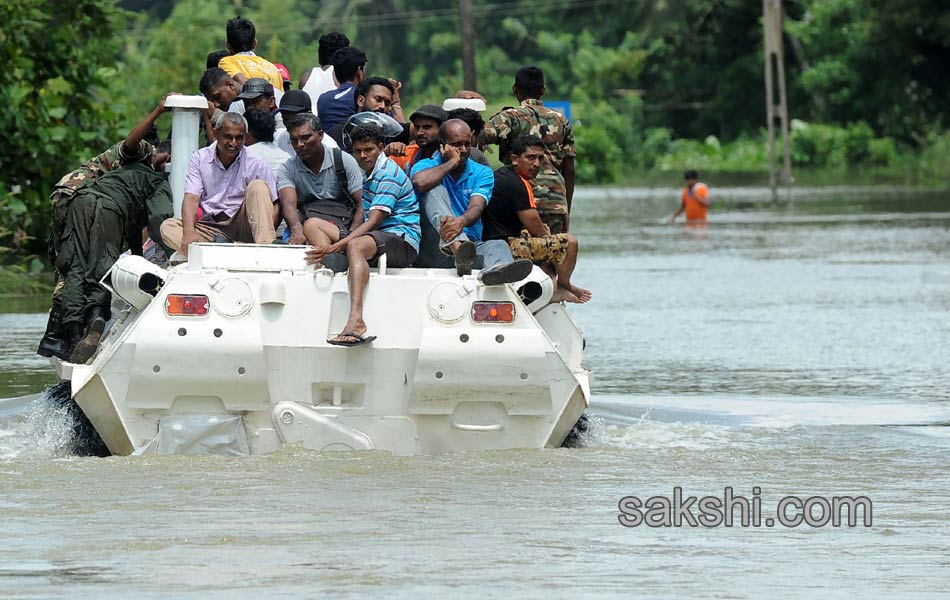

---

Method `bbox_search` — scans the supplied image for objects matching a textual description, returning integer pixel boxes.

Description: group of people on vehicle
[36,17,591,361]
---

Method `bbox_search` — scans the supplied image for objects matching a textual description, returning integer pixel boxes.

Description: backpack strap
[332,147,355,210]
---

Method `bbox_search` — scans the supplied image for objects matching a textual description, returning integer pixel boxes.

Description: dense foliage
[0,0,124,259]
[0,0,947,259]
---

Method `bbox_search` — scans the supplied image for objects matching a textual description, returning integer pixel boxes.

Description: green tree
[786,0,949,143]
[0,0,126,257]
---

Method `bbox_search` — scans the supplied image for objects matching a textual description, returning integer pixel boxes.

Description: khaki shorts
[508,230,570,264]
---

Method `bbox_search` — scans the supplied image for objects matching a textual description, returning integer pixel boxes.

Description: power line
[325,0,626,28]
[121,0,627,39]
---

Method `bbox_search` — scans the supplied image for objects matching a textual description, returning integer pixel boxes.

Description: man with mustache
[482,135,590,304]
[160,112,279,255]
[387,104,447,173]
[409,119,532,284]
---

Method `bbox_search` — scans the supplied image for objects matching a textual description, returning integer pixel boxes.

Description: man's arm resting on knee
[180,194,201,254]
[307,209,385,264]
[517,208,549,237]
[440,196,486,241]
[278,187,307,244]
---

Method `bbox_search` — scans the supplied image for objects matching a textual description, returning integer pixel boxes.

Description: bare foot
[558,283,591,303]
[567,285,592,303]
[551,288,581,304]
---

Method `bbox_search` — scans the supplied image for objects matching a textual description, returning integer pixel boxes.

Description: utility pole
[763,0,792,202]
[460,0,477,90]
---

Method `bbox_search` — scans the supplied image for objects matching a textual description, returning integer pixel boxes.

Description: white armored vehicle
[57,249,590,455]
[53,95,591,455]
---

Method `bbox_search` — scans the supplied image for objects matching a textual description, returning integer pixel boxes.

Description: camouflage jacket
[52,140,153,196]
[483,99,575,215]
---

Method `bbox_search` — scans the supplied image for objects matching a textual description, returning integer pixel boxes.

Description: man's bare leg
[328,236,378,344]
[302,218,340,247]
[555,234,591,303]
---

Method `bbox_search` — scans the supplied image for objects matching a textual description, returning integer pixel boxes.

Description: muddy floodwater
[2,185,949,598]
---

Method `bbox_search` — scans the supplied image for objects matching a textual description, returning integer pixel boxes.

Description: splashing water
[0,382,108,459]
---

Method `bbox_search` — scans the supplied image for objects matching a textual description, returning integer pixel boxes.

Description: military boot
[57,322,85,362]
[36,306,67,358]
[68,306,110,364]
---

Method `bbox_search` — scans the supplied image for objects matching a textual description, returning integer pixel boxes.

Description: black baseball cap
[279,89,312,113]
[237,78,274,99]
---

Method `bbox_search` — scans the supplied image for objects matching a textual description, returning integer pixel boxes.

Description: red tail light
[165,294,210,316]
[471,301,515,323]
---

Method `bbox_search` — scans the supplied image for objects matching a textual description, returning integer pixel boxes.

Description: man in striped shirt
[305,123,420,347]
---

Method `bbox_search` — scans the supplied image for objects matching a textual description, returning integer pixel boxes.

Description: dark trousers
[56,191,124,326]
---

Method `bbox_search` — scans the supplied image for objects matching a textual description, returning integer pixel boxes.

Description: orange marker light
[165,294,210,316]
[471,301,515,323]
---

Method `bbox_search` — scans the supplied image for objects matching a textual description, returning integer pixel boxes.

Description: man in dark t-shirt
[482,135,591,304]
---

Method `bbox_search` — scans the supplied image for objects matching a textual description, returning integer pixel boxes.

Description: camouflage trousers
[47,188,77,306]
[508,229,570,265]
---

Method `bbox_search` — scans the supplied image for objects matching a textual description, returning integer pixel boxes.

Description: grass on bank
[0,265,53,298]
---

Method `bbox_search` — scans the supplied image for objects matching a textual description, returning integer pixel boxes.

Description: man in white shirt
[299,32,349,114]
[244,108,291,174]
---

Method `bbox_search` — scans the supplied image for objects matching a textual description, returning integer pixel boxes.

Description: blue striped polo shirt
[363,153,421,250]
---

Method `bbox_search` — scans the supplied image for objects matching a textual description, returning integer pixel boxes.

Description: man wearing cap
[410,119,532,285]
[274,63,292,92]
[160,112,279,255]
[273,90,339,155]
[387,104,447,172]
[237,77,284,133]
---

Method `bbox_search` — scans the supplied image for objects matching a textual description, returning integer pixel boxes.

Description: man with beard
[325,76,410,148]
[387,104,447,172]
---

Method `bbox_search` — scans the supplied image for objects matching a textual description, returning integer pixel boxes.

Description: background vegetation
[1,0,948,263]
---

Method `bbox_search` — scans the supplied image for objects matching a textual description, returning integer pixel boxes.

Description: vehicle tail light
[471,301,515,323]
[165,294,210,316]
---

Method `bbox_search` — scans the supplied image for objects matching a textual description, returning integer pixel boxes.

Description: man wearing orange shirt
[670,169,710,224]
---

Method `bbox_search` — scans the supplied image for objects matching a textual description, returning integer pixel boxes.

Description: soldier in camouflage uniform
[38,96,175,360]
[482,65,576,234]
